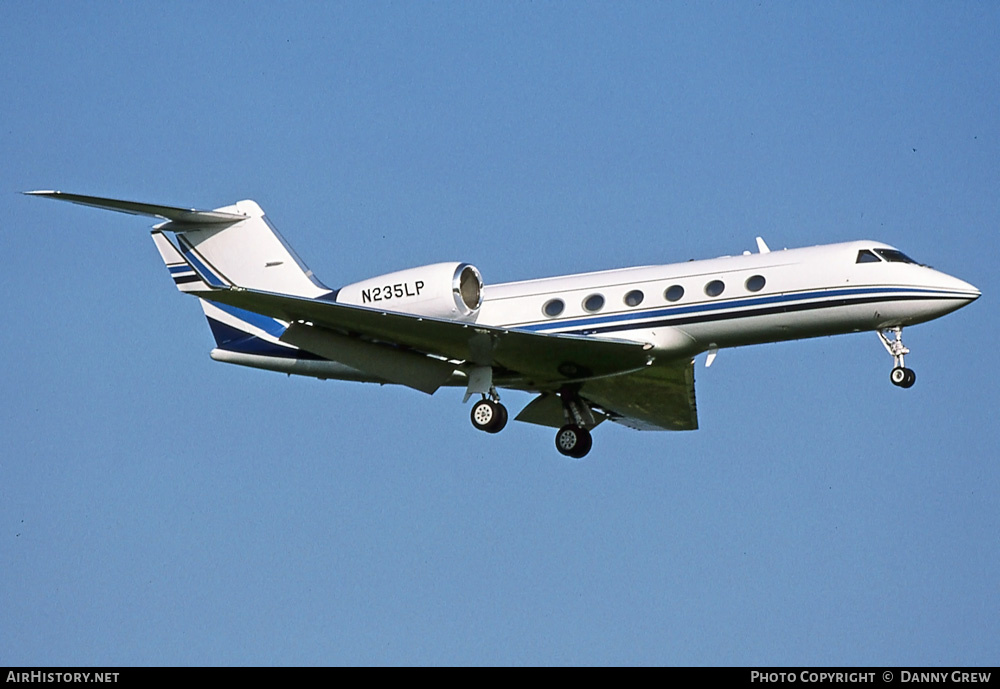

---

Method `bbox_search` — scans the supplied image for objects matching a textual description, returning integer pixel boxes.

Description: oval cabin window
[624,290,644,307]
[583,294,605,312]
[543,299,565,317]
[705,280,725,297]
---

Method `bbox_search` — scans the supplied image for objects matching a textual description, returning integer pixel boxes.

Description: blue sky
[2,2,997,666]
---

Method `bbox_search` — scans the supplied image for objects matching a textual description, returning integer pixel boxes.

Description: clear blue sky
[2,2,997,666]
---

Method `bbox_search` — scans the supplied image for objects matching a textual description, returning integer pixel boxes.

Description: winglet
[24,190,248,225]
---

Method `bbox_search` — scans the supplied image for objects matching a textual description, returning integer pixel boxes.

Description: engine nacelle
[337,262,484,322]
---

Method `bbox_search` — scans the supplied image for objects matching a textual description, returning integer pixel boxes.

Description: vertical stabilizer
[165,200,330,298]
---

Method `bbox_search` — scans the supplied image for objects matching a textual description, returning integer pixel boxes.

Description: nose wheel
[879,327,916,388]
[890,366,916,388]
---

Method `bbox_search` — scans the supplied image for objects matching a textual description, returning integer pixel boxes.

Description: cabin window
[624,290,644,307]
[856,249,881,263]
[664,285,684,302]
[745,275,766,292]
[583,294,605,312]
[874,248,918,264]
[705,280,725,297]
[543,299,565,317]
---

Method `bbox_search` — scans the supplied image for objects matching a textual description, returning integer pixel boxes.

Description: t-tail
[26,191,337,364]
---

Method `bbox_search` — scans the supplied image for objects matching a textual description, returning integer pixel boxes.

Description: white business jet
[28,191,980,458]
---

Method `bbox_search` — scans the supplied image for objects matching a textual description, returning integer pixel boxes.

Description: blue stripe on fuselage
[515,286,972,334]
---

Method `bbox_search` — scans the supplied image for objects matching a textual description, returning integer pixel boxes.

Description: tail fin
[29,190,335,360]
[164,199,330,298]
[151,230,223,292]
[152,227,311,357]
[152,230,312,358]
[27,191,332,299]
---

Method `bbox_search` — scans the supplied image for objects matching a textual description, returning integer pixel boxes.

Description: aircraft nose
[938,272,980,304]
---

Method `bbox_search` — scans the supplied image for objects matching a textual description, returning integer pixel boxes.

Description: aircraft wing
[195,285,659,387]
[514,357,698,432]
[580,359,698,431]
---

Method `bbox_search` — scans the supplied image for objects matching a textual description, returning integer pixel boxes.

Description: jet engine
[337,262,483,322]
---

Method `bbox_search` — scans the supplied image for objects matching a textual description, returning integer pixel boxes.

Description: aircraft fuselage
[479,239,979,356]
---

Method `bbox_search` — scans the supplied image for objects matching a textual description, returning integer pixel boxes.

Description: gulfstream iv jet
[28,191,980,457]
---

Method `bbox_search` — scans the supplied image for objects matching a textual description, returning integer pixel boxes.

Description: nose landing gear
[878,327,916,388]
[890,366,916,388]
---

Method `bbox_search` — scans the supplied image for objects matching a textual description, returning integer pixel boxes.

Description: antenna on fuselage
[756,237,771,254]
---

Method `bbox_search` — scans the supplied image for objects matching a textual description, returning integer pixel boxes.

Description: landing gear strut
[878,327,916,389]
[470,388,508,434]
[554,390,596,458]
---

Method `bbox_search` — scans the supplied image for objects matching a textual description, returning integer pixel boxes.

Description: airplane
[27,190,980,458]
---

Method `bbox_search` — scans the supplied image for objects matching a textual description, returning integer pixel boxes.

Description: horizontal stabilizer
[24,190,247,225]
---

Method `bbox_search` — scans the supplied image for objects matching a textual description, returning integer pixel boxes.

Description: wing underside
[579,360,698,431]
[196,284,699,431]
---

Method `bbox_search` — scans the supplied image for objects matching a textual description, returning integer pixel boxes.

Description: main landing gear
[470,392,508,434]
[553,391,596,459]
[467,385,597,459]
[878,326,916,389]
[555,424,592,459]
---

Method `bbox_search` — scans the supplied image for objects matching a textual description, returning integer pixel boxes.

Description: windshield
[874,248,919,264]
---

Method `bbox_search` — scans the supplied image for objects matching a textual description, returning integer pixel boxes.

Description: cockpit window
[874,248,918,264]
[856,249,881,263]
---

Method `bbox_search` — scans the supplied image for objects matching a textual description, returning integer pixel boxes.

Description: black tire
[490,403,508,433]
[890,367,908,387]
[555,424,593,458]
[902,368,916,388]
[471,400,508,433]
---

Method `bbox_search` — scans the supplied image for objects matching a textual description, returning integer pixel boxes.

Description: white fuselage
[477,240,979,357]
[207,239,979,386]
